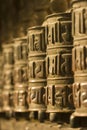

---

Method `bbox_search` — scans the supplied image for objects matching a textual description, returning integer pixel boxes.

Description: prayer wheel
[45,12,74,122]
[0,53,4,116]
[2,43,14,118]
[70,0,87,127]
[13,37,28,118]
[28,26,46,121]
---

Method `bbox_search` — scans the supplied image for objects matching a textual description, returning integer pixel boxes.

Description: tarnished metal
[70,0,87,128]
[28,26,46,121]
[45,12,74,122]
[13,37,28,113]
[2,43,14,117]
[0,53,4,114]
[14,37,28,64]
[3,43,14,69]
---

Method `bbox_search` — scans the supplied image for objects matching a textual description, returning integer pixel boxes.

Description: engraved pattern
[81,83,87,108]
[14,91,27,108]
[47,21,72,44]
[73,83,81,108]
[47,85,73,109]
[73,83,87,108]
[4,70,14,85]
[47,85,55,105]
[47,54,72,76]
[3,46,14,65]
[14,65,28,83]
[29,28,46,52]
[14,41,27,62]
[72,45,87,71]
[29,87,45,104]
[72,8,87,36]
[29,61,46,79]
[3,91,13,109]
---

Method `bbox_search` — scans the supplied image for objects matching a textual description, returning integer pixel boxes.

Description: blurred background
[0,0,71,46]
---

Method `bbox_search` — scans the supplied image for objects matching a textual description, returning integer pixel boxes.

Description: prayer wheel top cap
[71,0,87,6]
[28,25,44,31]
[45,12,71,20]
[13,36,27,46]
[2,41,14,49]
[13,36,27,42]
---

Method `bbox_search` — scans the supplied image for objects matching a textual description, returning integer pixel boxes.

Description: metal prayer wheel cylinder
[70,0,87,127]
[2,89,13,113]
[13,88,28,112]
[13,64,28,112]
[28,26,46,120]
[0,89,3,113]
[14,64,28,84]
[0,54,4,113]
[3,43,14,69]
[2,43,14,116]
[28,86,45,110]
[0,90,3,114]
[13,37,28,113]
[45,12,74,121]
[71,0,87,46]
[14,37,28,64]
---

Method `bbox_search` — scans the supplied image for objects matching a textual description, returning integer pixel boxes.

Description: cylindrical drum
[0,53,4,114]
[3,43,14,69]
[70,0,87,127]
[13,37,28,115]
[14,37,28,64]
[2,43,14,118]
[45,12,74,122]
[28,26,46,121]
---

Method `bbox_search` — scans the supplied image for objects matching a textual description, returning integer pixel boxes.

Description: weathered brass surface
[0,54,4,114]
[2,43,14,117]
[70,0,87,128]
[13,37,28,113]
[45,12,74,122]
[1,1,87,127]
[28,26,46,121]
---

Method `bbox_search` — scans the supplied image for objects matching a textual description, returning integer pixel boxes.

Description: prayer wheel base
[49,112,73,123]
[29,111,46,122]
[70,112,87,128]
[14,112,29,120]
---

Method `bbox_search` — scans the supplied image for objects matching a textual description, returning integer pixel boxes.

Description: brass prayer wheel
[28,26,46,121]
[3,43,14,69]
[2,43,14,118]
[70,0,87,127]
[14,37,28,64]
[45,12,74,122]
[13,37,28,114]
[0,54,4,114]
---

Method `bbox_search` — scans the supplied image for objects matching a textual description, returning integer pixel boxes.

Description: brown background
[0,0,71,44]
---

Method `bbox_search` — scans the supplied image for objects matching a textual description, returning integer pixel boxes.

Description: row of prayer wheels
[0,0,87,128]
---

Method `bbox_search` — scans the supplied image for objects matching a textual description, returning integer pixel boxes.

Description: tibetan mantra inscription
[13,37,28,113]
[45,12,74,122]
[28,26,46,121]
[70,0,87,128]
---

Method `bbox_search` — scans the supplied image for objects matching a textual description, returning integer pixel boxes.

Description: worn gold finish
[13,37,28,114]
[28,26,46,121]
[70,0,87,128]
[45,12,74,122]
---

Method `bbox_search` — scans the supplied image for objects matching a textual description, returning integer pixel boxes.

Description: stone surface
[0,118,86,130]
